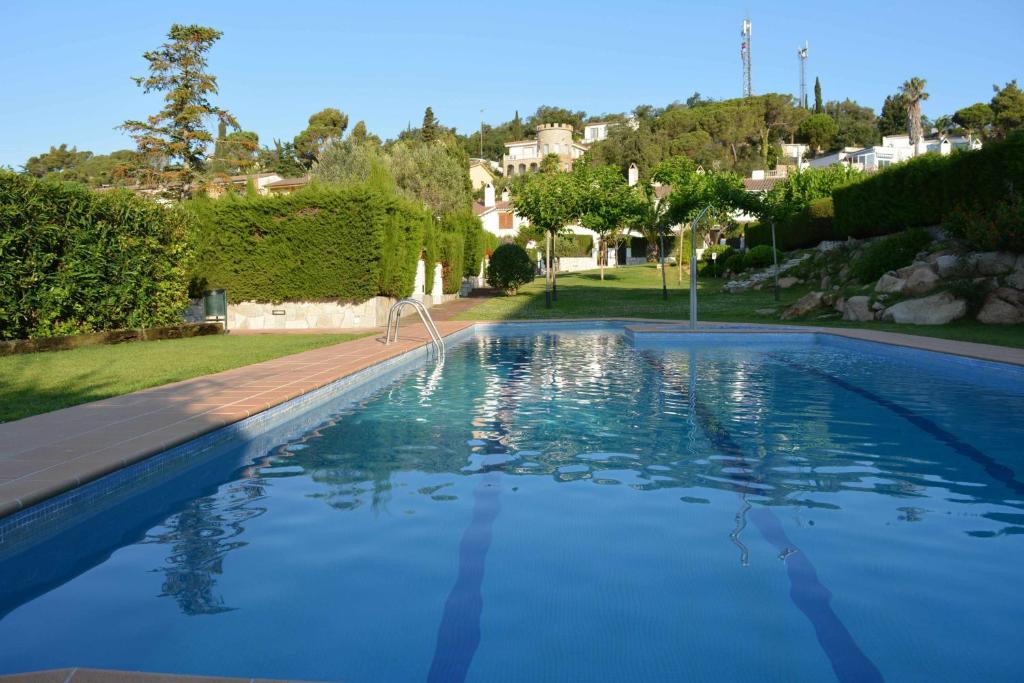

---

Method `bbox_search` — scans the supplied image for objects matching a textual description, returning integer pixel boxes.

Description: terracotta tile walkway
[0,320,471,519]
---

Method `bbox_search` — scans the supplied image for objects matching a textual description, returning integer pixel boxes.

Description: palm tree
[899,77,930,147]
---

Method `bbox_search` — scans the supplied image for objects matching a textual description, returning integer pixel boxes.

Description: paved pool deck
[0,319,473,519]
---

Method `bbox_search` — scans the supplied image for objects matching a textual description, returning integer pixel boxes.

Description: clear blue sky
[2,0,1021,167]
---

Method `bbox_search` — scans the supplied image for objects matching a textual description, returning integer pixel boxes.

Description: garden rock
[934,254,962,279]
[969,252,1016,276]
[977,288,1024,325]
[875,273,906,295]
[821,275,832,290]
[1006,257,1024,290]
[781,291,824,320]
[904,267,940,296]
[777,276,799,289]
[842,296,873,322]
[881,292,967,325]
[897,261,932,278]
[755,308,778,316]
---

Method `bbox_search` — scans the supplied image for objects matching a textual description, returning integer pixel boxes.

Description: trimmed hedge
[486,243,535,294]
[0,172,192,341]
[747,197,839,250]
[833,131,1024,239]
[0,322,222,357]
[189,184,429,303]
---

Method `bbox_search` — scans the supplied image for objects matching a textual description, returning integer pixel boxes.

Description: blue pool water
[2,325,1023,682]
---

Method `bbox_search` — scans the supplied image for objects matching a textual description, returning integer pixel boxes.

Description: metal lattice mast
[741,19,753,98]
[798,42,809,108]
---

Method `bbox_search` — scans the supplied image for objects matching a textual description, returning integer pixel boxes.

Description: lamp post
[659,229,668,301]
[770,219,780,302]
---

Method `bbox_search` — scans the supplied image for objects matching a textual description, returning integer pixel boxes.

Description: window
[499,212,513,229]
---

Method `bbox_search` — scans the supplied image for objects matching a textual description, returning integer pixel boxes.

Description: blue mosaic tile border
[0,326,478,555]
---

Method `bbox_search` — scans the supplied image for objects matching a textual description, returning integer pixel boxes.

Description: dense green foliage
[849,228,931,283]
[189,183,429,303]
[486,243,535,295]
[944,190,1024,252]
[0,172,191,340]
[833,132,1024,239]
[747,197,839,250]
[744,244,784,269]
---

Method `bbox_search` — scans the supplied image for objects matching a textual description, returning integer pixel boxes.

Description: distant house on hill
[468,159,496,190]
[473,185,526,237]
[205,173,309,197]
[809,134,982,172]
[503,124,589,176]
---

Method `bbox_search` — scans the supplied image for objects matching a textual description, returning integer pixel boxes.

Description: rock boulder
[842,296,873,322]
[875,273,907,295]
[881,292,968,325]
[977,288,1024,324]
[781,291,824,320]
[969,252,1017,277]
[904,267,940,296]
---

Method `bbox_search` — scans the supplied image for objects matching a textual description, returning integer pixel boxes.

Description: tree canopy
[294,108,349,165]
[120,24,236,197]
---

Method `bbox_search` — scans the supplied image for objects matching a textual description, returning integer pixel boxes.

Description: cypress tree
[422,107,438,142]
[814,77,823,113]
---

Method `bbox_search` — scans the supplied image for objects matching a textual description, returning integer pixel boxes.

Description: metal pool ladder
[385,298,445,361]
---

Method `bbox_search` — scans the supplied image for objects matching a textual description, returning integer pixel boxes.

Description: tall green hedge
[189,184,428,303]
[747,197,839,250]
[833,132,1024,238]
[0,172,191,340]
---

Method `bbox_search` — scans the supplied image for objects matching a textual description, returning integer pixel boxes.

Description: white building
[809,134,983,172]
[503,124,589,175]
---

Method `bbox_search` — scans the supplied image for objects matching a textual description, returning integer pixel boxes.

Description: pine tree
[422,107,438,142]
[120,24,236,198]
[813,77,823,114]
[511,110,523,140]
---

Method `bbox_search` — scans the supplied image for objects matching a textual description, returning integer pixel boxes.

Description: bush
[744,244,784,269]
[486,243,535,295]
[833,131,1024,239]
[189,183,429,303]
[723,252,746,274]
[849,228,931,283]
[699,244,735,277]
[437,229,465,295]
[943,189,1024,252]
[0,172,191,340]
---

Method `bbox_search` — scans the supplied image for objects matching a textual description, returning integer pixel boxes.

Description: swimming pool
[1,324,1022,682]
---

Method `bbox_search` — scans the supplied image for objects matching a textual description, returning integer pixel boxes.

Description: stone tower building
[502,123,589,176]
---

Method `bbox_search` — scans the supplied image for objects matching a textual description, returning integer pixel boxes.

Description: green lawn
[457,264,1024,349]
[0,333,369,423]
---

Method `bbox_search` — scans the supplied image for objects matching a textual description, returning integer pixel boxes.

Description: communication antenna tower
[741,19,753,97]
[798,42,809,108]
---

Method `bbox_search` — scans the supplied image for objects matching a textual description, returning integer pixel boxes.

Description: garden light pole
[770,220,780,302]
[659,230,668,301]
[689,206,712,330]
[545,230,552,308]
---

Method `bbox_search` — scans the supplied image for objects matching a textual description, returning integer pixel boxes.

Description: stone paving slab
[0,321,471,518]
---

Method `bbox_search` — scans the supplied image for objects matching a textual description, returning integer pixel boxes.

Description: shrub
[486,243,535,295]
[724,253,746,274]
[189,183,429,303]
[849,228,931,283]
[744,244,783,269]
[0,172,191,340]
[699,244,735,277]
[833,131,1024,239]
[437,229,465,295]
[943,189,1024,252]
